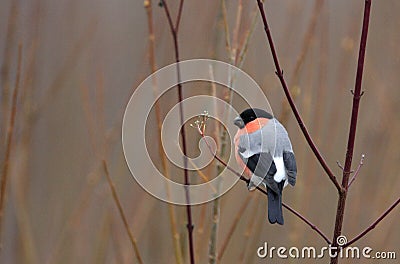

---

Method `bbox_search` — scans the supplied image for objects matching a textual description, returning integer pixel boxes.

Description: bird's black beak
[233,116,245,128]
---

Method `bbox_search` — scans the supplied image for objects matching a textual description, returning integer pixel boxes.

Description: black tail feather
[267,182,284,225]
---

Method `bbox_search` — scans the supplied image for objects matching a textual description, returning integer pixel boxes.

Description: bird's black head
[233,108,273,128]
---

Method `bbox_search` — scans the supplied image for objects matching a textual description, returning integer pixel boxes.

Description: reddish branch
[102,160,143,264]
[331,1,372,263]
[255,0,342,192]
[0,45,22,241]
[347,154,365,188]
[344,196,400,248]
[161,1,196,264]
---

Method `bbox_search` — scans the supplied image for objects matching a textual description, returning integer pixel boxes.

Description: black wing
[283,151,297,186]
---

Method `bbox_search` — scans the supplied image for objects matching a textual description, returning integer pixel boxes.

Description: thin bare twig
[347,154,365,188]
[208,65,222,264]
[220,0,232,57]
[0,44,22,243]
[237,4,260,69]
[31,20,96,121]
[161,1,195,264]
[255,0,342,192]
[195,203,207,259]
[280,0,324,124]
[208,194,220,264]
[331,1,372,263]
[175,0,184,33]
[186,154,217,194]
[282,200,331,244]
[144,0,157,74]
[344,196,400,248]
[0,1,18,145]
[102,160,143,264]
[217,194,254,261]
[239,196,261,263]
[336,161,345,171]
[290,0,323,85]
[232,0,243,64]
[144,1,183,263]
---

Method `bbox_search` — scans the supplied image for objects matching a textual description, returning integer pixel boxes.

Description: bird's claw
[247,182,257,191]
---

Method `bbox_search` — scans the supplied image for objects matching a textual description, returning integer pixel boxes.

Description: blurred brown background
[0,0,399,263]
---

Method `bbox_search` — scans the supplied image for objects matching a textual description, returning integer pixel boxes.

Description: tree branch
[217,194,254,261]
[347,154,365,188]
[344,196,400,248]
[255,0,342,192]
[161,1,195,264]
[144,1,183,263]
[175,0,184,32]
[0,44,22,243]
[331,1,371,263]
[102,160,143,264]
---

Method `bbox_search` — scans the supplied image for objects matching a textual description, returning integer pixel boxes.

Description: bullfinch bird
[233,108,297,225]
